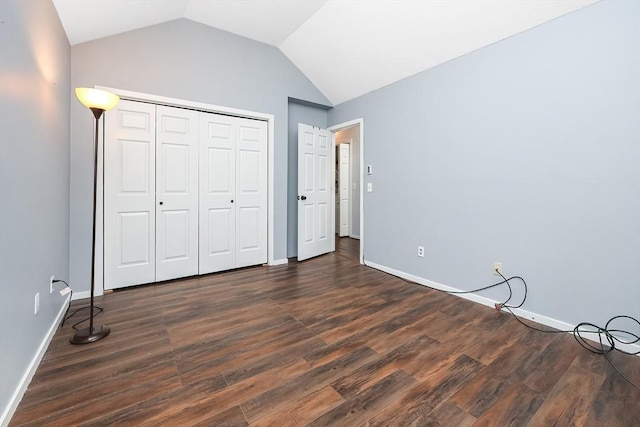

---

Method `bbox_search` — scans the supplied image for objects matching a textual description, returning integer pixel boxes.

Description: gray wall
[328,0,640,329]
[0,0,70,419]
[287,101,329,257]
[70,19,331,292]
[335,126,361,238]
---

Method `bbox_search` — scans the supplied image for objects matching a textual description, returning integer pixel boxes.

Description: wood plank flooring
[11,237,640,426]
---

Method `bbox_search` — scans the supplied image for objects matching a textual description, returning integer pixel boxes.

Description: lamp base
[70,325,110,345]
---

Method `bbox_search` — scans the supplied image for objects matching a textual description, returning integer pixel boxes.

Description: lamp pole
[71,88,119,344]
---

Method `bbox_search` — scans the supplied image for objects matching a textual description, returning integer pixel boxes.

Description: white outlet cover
[493,262,503,275]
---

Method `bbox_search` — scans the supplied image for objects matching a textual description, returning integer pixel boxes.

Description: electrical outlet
[493,262,503,275]
[50,275,55,294]
[34,292,40,315]
[417,246,425,257]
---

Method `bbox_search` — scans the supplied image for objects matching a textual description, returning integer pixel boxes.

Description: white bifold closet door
[104,100,156,289]
[199,113,268,274]
[104,101,199,289]
[155,105,199,282]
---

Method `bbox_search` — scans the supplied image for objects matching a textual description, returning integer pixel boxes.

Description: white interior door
[155,106,199,281]
[297,123,335,261]
[199,113,237,273]
[338,143,350,237]
[104,100,156,289]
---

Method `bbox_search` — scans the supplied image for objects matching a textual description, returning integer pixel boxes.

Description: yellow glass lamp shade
[75,88,120,111]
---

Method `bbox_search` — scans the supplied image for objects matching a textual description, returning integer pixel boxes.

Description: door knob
[300,195,307,200]
[231,200,234,203]
[159,201,163,205]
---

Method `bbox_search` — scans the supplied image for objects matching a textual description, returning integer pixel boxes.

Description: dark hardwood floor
[11,237,640,426]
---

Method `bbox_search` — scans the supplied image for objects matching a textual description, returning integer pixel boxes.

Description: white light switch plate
[367,183,373,192]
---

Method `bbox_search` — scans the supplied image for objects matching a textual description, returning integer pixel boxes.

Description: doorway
[329,119,364,265]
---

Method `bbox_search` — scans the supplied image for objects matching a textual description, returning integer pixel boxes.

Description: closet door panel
[199,113,237,273]
[207,208,233,253]
[238,206,260,249]
[104,100,156,289]
[160,209,189,256]
[155,106,199,281]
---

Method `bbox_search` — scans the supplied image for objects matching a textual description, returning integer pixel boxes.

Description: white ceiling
[52,0,598,105]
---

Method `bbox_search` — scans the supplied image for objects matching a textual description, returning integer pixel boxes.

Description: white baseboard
[71,291,90,301]
[269,259,289,266]
[1,295,71,427]
[365,260,640,355]
[349,234,360,239]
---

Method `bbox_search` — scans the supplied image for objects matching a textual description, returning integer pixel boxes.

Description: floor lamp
[70,87,120,345]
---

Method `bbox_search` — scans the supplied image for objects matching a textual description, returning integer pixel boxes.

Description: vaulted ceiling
[52,0,598,105]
